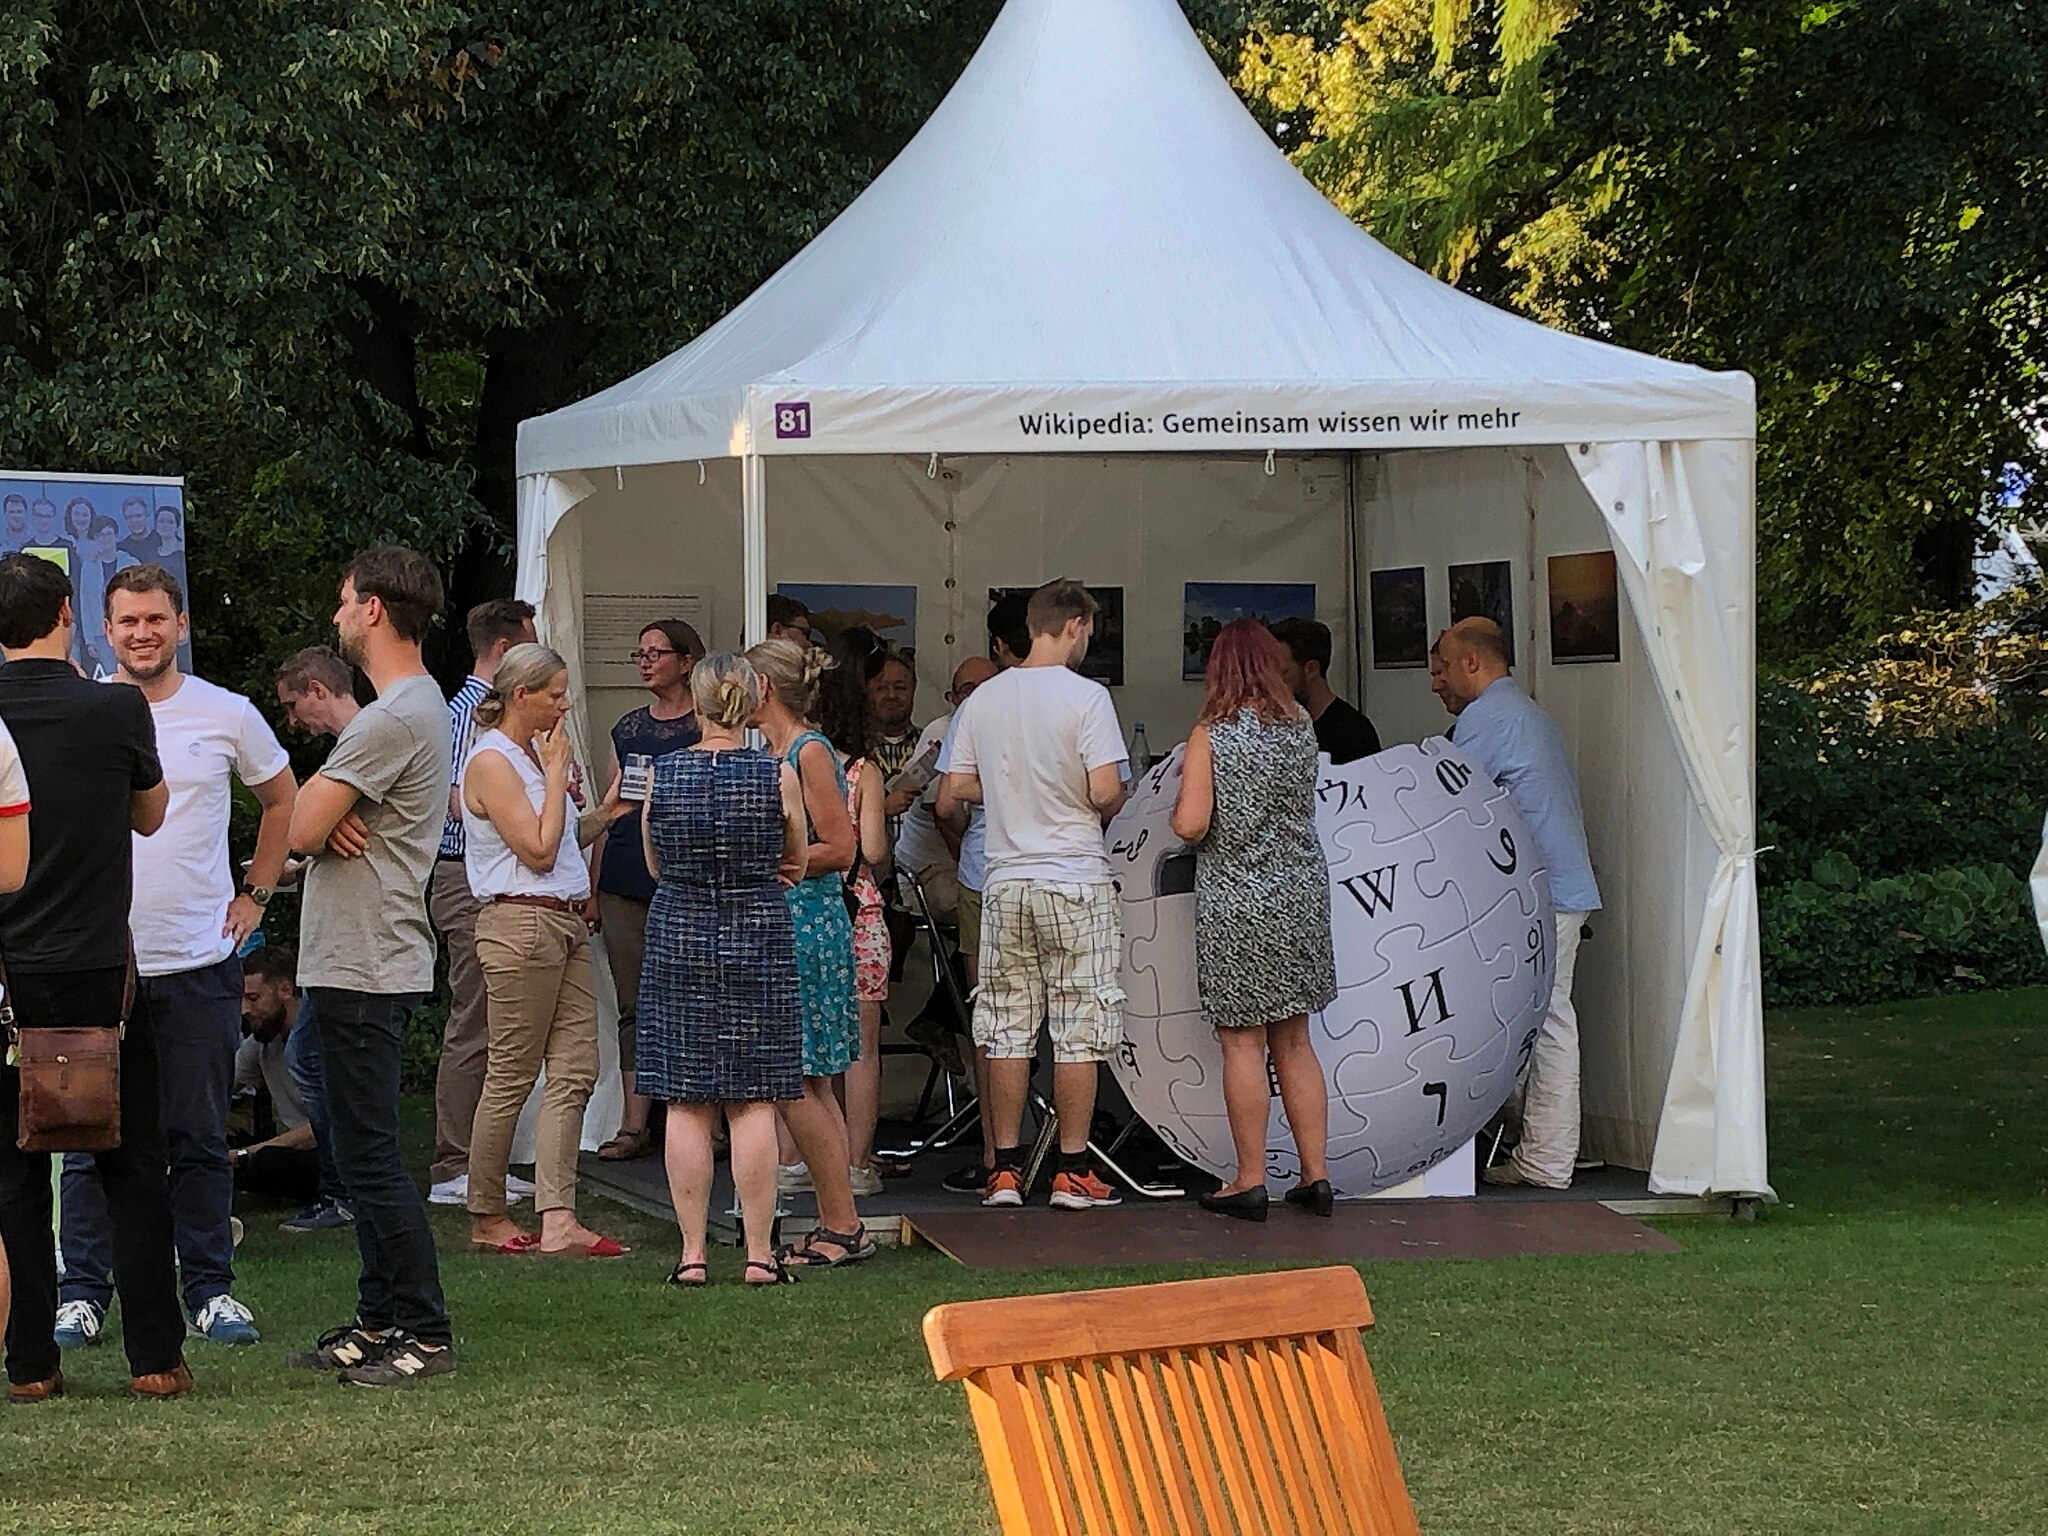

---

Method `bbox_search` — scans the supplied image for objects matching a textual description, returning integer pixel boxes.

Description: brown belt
[489,893,585,915]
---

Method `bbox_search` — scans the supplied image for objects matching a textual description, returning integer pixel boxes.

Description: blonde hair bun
[692,652,760,729]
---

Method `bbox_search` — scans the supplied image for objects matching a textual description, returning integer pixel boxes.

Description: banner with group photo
[0,471,191,678]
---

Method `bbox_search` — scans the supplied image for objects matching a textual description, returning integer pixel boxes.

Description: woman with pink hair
[1170,619,1337,1221]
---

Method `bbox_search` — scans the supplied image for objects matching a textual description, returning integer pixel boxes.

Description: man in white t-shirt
[56,565,297,1351]
[938,579,1128,1211]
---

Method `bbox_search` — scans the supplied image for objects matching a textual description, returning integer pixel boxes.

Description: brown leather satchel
[5,954,134,1154]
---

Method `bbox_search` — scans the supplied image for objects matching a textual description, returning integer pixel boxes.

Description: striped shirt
[438,675,489,859]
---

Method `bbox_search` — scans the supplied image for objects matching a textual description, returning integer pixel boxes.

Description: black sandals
[777,1224,878,1269]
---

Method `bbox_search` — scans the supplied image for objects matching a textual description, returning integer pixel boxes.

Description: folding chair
[924,1266,1424,1536]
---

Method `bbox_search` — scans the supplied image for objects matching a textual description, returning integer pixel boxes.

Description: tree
[1232,0,2048,661]
[0,2,997,704]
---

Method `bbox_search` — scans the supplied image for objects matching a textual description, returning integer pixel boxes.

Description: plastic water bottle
[1128,721,1153,777]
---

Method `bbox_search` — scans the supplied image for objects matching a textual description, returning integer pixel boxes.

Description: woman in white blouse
[461,644,628,1258]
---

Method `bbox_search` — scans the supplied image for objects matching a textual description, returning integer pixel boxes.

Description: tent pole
[1344,452,1364,700]
[743,450,768,647]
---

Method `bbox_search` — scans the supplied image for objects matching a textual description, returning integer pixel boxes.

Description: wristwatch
[239,881,273,908]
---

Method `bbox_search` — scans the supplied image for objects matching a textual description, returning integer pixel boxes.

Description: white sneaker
[776,1162,813,1193]
[431,1174,529,1205]
[849,1164,884,1197]
[191,1293,261,1345]
[54,1299,104,1350]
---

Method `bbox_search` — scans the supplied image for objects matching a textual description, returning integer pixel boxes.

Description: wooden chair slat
[1338,1331,1425,1536]
[1300,1332,1392,1529]
[1175,1345,1265,1531]
[1152,1347,1237,1534]
[1233,1339,1323,1532]
[1101,1354,1193,1536]
[1068,1357,1152,1536]
[925,1267,1372,1378]
[1253,1337,1350,1534]
[1213,1341,1301,1532]
[1040,1361,1115,1536]
[969,1367,1067,1536]
[924,1267,1420,1536]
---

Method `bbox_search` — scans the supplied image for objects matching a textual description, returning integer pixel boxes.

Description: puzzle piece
[1386,738,1500,838]
[1313,750,1428,852]
[1326,821,1474,956]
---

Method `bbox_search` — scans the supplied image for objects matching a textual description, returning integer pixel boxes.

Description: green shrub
[1756,593,2048,1006]
[1760,858,2047,1006]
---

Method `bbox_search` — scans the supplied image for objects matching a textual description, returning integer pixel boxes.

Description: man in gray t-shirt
[285,546,457,1386]
[298,674,449,993]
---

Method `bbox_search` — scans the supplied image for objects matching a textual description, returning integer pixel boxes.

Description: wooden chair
[923,1266,1423,1536]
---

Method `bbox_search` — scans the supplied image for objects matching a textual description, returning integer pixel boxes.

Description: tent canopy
[515,0,1767,1202]
[517,0,1750,474]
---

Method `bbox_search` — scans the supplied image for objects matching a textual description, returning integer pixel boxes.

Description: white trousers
[1510,911,1588,1188]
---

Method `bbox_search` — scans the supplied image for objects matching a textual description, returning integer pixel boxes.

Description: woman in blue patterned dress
[1171,619,1338,1222]
[743,638,874,1267]
[637,653,808,1285]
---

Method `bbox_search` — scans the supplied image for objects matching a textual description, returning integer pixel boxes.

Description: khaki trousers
[596,893,650,1074]
[427,859,488,1185]
[1508,911,1589,1189]
[467,903,600,1217]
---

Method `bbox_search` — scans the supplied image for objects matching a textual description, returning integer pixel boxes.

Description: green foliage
[1235,0,2048,659]
[1761,860,2045,1007]
[0,2,996,713]
[1757,593,2048,1004]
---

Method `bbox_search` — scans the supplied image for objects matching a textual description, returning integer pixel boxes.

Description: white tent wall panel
[945,453,1353,740]
[1354,446,1709,1170]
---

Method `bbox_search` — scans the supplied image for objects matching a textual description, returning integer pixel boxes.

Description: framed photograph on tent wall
[1448,559,1515,665]
[0,470,189,681]
[1548,551,1621,663]
[1181,581,1316,679]
[778,582,917,659]
[1368,566,1428,669]
[989,585,1124,687]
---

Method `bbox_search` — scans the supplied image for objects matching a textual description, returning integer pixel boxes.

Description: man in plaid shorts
[937,579,1129,1209]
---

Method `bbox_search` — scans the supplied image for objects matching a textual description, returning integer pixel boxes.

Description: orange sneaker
[982,1168,1025,1207]
[1050,1169,1122,1210]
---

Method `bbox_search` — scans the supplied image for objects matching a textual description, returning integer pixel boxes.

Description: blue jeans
[309,988,450,1345]
[284,993,348,1206]
[60,956,242,1316]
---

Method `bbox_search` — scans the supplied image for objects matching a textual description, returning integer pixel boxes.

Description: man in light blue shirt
[1431,617,1601,1188]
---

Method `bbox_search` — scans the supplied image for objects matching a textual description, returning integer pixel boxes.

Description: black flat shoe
[1198,1186,1269,1222]
[1284,1179,1335,1217]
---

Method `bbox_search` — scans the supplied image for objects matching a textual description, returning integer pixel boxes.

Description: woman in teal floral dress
[744,638,873,1266]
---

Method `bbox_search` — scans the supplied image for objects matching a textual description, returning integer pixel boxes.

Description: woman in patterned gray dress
[638,653,809,1285]
[1171,619,1338,1221]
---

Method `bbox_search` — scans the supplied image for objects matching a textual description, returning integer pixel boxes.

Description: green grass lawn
[7,990,2048,1535]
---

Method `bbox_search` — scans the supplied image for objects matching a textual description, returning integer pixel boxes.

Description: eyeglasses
[629,648,678,663]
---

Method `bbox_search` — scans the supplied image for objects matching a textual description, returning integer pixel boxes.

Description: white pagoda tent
[516,0,1767,1198]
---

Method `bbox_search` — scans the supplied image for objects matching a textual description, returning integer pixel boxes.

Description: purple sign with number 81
[774,402,812,440]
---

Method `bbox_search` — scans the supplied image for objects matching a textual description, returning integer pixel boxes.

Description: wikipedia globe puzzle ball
[1108,738,1557,1196]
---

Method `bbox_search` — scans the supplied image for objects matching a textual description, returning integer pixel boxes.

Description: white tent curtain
[1570,440,1771,1199]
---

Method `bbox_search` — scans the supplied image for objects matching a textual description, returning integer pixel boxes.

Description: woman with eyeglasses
[594,618,704,1163]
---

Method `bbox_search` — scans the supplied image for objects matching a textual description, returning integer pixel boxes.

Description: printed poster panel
[0,471,189,678]
[1181,581,1316,679]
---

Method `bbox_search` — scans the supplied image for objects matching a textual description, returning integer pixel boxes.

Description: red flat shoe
[470,1232,540,1255]
[543,1235,631,1259]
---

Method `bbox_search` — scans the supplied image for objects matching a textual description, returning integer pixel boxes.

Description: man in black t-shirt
[0,553,191,1402]
[1270,618,1383,766]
